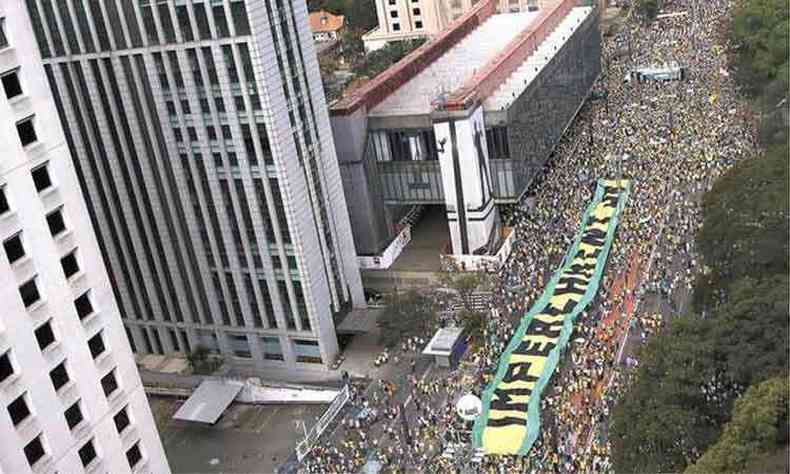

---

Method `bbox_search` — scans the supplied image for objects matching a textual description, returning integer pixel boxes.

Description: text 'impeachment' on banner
[473,179,630,455]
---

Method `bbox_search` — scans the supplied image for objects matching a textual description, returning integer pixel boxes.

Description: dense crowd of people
[302,0,757,471]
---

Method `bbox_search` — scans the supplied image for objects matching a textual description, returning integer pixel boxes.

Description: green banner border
[473,179,630,454]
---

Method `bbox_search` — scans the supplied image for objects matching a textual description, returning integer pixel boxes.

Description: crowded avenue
[302,0,757,471]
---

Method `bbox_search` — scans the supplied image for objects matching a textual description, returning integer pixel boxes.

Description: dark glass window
[2,70,23,99]
[56,0,80,53]
[8,393,30,426]
[213,153,223,167]
[0,18,7,48]
[207,126,217,140]
[19,277,40,308]
[222,45,239,83]
[237,43,255,83]
[114,406,130,433]
[188,127,197,142]
[222,125,232,140]
[49,361,69,391]
[174,128,183,142]
[74,291,94,320]
[270,179,291,242]
[73,0,95,52]
[126,442,142,469]
[88,331,105,359]
[180,99,191,114]
[101,370,118,397]
[46,208,66,236]
[158,4,176,43]
[17,117,38,147]
[167,51,184,88]
[0,187,9,214]
[4,233,25,264]
[215,97,225,112]
[87,0,111,50]
[0,351,13,383]
[234,95,245,111]
[213,6,230,37]
[31,164,51,191]
[200,98,210,113]
[230,1,250,35]
[120,2,142,47]
[193,3,212,40]
[176,5,193,41]
[141,5,159,44]
[167,101,177,115]
[24,0,51,57]
[102,0,125,48]
[61,251,79,279]
[242,125,256,164]
[78,439,97,467]
[64,400,83,430]
[24,435,45,467]
[261,336,284,360]
[34,321,55,350]
[202,47,219,85]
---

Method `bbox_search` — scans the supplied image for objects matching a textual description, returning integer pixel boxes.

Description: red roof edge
[330,0,498,116]
[441,0,577,112]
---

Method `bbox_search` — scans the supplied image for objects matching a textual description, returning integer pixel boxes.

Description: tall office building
[0,2,170,473]
[24,0,365,372]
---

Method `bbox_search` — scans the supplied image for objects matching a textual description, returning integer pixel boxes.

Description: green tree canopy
[345,0,378,31]
[686,375,789,474]
[694,144,789,309]
[611,275,789,472]
[376,290,438,347]
[731,0,789,95]
[353,39,426,78]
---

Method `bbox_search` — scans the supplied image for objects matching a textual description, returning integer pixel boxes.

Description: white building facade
[23,0,364,372]
[363,0,540,50]
[0,2,170,473]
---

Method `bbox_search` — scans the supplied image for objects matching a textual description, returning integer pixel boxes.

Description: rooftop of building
[309,10,345,33]
[369,11,541,117]
[331,0,592,118]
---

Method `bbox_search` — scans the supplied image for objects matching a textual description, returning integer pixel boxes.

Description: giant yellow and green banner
[473,179,630,455]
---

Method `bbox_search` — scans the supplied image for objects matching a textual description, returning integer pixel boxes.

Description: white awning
[173,380,244,424]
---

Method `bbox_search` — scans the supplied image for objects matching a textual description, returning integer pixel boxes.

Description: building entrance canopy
[173,380,244,424]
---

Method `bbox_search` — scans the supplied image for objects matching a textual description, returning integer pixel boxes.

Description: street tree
[376,289,438,347]
[686,374,789,474]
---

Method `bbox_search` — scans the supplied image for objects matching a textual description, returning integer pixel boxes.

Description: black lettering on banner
[524,317,562,339]
[586,215,612,226]
[513,339,557,358]
[501,361,537,383]
[581,228,608,247]
[538,298,579,318]
[487,416,528,427]
[574,247,602,260]
[568,262,596,278]
[490,388,529,413]
[555,276,588,296]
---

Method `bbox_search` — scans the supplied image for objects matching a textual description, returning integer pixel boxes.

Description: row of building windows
[139,325,322,364]
[26,0,251,59]
[265,0,346,313]
[0,24,146,470]
[1,344,142,469]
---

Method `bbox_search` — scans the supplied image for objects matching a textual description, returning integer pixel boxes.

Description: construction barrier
[473,179,630,455]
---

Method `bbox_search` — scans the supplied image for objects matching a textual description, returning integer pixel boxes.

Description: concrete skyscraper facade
[0,1,170,472]
[24,0,364,372]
